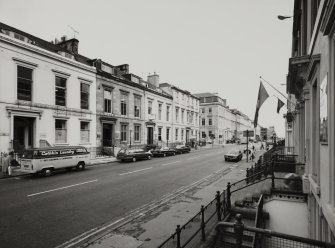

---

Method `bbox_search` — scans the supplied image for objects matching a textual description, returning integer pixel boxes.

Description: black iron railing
[157,191,230,248]
[88,146,115,158]
[217,219,335,248]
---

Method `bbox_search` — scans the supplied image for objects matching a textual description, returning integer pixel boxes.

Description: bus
[19,146,90,176]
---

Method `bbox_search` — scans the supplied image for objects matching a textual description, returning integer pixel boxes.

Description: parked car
[152,147,177,157]
[174,145,191,154]
[117,148,152,162]
[224,149,243,162]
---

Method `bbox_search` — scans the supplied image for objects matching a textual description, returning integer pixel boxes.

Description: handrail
[231,170,267,187]
[217,222,335,248]
[252,194,264,248]
[231,177,269,194]
[254,194,264,228]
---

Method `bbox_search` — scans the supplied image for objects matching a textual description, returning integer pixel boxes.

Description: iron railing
[217,220,335,248]
[157,190,230,248]
[87,146,115,158]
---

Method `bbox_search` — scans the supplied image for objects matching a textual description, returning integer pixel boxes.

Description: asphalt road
[0,144,244,248]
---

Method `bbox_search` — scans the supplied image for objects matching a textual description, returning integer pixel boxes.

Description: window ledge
[79,143,91,145]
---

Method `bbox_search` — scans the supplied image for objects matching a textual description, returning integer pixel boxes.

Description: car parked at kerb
[117,148,152,162]
[224,149,242,162]
[152,147,177,157]
[174,145,191,154]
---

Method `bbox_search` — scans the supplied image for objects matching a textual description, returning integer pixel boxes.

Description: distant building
[159,83,199,145]
[194,93,253,144]
[260,127,268,141]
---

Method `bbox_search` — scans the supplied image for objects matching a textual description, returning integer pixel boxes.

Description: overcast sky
[0,0,293,137]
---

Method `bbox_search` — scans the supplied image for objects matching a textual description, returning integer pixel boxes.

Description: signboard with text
[243,130,254,137]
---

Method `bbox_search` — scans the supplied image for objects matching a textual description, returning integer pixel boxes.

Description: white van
[19,146,90,176]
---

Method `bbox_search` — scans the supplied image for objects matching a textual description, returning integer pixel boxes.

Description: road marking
[27,179,98,197]
[56,218,125,248]
[161,161,180,166]
[119,167,152,176]
[187,156,200,160]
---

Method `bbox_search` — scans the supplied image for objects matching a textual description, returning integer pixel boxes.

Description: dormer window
[1,29,11,36]
[14,33,25,41]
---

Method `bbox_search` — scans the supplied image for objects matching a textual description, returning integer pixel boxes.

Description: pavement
[63,144,263,248]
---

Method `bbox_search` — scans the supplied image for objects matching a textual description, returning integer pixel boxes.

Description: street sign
[243,130,254,137]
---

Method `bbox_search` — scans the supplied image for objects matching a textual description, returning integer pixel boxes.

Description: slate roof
[0,22,93,66]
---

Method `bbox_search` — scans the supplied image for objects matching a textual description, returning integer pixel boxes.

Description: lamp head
[278,15,292,20]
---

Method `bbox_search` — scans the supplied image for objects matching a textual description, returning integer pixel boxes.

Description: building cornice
[306,54,321,81]
[97,71,173,100]
[0,34,96,74]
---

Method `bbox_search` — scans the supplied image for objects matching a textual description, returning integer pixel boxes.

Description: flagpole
[260,76,297,107]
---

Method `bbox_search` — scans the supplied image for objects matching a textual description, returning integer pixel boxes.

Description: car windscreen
[228,150,239,155]
[21,150,34,159]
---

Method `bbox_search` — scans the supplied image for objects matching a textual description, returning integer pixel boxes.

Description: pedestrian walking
[260,142,264,150]
[252,145,255,151]
[251,151,255,161]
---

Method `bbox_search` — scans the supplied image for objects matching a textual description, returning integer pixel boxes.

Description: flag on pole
[254,82,269,127]
[277,98,285,113]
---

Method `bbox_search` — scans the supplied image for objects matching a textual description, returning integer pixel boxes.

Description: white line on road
[161,161,180,166]
[56,218,125,248]
[27,179,98,197]
[187,156,200,160]
[119,167,152,176]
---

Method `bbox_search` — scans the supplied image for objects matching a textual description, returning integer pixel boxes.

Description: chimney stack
[115,64,129,76]
[147,72,159,87]
[57,36,79,54]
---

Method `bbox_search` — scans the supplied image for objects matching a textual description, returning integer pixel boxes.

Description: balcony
[287,55,309,97]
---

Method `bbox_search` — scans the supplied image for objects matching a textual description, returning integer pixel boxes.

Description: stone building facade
[195,93,253,144]
[159,83,200,145]
[0,22,97,153]
[286,0,335,242]
[93,62,173,149]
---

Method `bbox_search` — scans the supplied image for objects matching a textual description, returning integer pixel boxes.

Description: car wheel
[42,168,53,176]
[77,162,86,170]
[132,157,137,162]
[147,155,151,160]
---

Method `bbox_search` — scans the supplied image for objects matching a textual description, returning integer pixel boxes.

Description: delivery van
[19,146,90,176]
